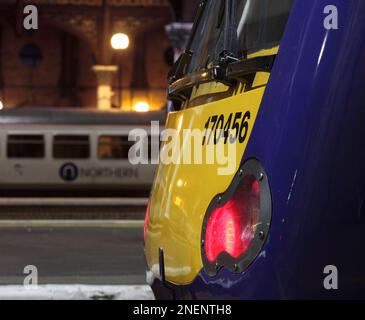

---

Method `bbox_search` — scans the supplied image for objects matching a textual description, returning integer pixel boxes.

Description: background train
[0,108,165,197]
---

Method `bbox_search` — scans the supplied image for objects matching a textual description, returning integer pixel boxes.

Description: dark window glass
[187,0,294,73]
[7,135,45,158]
[237,0,294,55]
[98,136,135,160]
[53,135,90,159]
[20,43,42,67]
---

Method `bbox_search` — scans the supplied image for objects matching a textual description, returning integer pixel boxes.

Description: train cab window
[187,0,294,73]
[98,136,134,160]
[53,135,90,159]
[237,0,294,55]
[168,0,294,109]
[7,135,45,158]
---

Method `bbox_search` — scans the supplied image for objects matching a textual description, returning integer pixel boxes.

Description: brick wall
[1,24,63,107]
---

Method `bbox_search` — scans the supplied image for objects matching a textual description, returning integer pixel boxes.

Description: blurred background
[0,0,200,299]
[0,0,200,112]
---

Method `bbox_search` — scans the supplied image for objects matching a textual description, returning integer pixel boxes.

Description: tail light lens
[201,159,271,275]
[205,176,260,262]
[144,199,151,242]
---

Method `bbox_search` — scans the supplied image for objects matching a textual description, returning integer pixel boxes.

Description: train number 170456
[202,111,251,146]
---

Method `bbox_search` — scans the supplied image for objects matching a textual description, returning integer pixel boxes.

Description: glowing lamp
[134,101,150,113]
[111,33,129,50]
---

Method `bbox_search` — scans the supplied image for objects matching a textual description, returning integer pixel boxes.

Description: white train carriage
[0,108,165,196]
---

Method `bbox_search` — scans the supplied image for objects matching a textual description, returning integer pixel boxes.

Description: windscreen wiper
[168,54,276,102]
[226,54,275,80]
[221,0,238,64]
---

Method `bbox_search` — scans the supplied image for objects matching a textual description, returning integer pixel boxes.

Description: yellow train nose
[145,80,269,284]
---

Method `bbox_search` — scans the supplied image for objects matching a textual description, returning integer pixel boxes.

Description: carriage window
[53,135,90,159]
[7,135,45,158]
[98,136,134,160]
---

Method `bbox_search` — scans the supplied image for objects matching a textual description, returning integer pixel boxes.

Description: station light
[0,101,3,110]
[134,101,150,113]
[111,33,129,50]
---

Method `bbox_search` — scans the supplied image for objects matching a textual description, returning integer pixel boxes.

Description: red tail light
[205,176,260,262]
[144,199,151,242]
[201,159,271,275]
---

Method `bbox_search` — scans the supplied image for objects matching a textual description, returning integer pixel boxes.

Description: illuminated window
[98,136,134,160]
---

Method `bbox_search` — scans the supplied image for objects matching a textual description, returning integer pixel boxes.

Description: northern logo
[59,163,78,182]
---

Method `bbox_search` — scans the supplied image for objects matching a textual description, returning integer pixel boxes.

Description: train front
[144,0,365,299]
